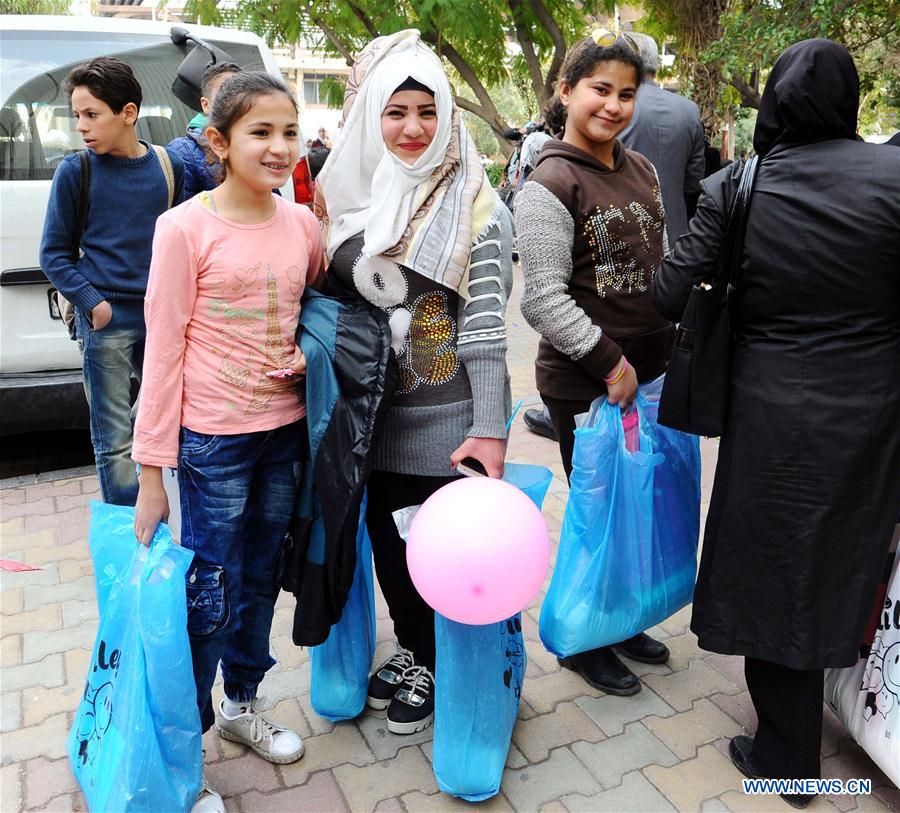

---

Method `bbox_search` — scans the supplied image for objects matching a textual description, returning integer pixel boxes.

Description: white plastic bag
[824,540,899,787]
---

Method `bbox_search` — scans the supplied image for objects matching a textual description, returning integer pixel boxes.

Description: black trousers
[365,469,459,672]
[744,657,824,780]
[541,394,591,483]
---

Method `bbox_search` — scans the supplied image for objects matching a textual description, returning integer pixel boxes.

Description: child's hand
[134,466,169,546]
[450,437,507,479]
[606,362,638,410]
[288,345,307,375]
[91,300,113,331]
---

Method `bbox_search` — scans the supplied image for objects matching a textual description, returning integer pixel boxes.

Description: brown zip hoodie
[516,138,674,400]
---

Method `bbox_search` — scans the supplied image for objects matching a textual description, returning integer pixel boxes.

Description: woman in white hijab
[316,29,514,735]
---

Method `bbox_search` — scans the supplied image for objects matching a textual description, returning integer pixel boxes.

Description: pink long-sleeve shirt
[132,193,325,468]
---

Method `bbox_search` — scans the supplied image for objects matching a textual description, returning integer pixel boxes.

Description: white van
[0,15,298,435]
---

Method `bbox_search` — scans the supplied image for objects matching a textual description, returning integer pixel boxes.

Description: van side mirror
[170,26,236,112]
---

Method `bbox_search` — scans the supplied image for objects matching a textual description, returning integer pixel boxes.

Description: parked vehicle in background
[0,15,311,435]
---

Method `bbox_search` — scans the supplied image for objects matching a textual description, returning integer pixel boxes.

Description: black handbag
[658,155,759,437]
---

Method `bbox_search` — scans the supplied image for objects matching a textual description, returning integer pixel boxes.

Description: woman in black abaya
[654,39,900,805]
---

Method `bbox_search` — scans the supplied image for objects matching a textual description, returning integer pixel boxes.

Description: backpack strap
[72,150,91,261]
[151,144,175,209]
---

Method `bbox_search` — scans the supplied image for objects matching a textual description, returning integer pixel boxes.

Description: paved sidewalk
[2,269,898,812]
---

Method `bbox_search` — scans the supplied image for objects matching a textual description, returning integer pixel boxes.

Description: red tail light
[293,156,315,207]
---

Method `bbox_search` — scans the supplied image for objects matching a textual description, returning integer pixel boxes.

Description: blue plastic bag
[309,494,376,721]
[502,461,555,509]
[539,380,700,657]
[68,502,201,813]
[433,463,553,801]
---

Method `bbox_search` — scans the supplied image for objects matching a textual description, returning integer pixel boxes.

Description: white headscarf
[317,30,453,261]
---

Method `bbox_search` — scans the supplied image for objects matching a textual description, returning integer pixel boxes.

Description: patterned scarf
[315,29,499,296]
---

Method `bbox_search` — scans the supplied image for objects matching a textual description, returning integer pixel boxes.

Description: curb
[0,464,95,489]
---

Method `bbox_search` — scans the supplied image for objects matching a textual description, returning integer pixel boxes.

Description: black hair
[393,76,435,97]
[207,71,298,181]
[201,61,243,98]
[502,127,523,142]
[64,57,142,114]
[544,38,643,136]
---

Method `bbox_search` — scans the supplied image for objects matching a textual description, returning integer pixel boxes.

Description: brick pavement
[1,268,898,812]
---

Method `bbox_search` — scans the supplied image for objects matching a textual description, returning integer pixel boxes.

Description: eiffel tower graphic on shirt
[244,267,288,415]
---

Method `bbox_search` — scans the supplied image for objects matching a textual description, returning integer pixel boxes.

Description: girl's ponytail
[544,96,567,137]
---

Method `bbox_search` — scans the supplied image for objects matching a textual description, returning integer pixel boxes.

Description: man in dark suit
[619,33,706,249]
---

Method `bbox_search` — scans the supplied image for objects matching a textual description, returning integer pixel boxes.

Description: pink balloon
[406,477,550,625]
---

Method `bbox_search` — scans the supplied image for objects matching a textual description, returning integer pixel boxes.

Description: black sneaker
[367,648,414,710]
[386,664,435,734]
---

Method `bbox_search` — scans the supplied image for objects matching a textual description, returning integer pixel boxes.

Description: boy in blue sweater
[167,61,241,199]
[40,57,184,506]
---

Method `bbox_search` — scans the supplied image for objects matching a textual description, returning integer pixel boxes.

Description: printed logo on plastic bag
[75,639,120,768]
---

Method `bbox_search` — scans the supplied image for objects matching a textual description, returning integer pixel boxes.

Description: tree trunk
[732,73,761,109]
[455,97,515,157]
[509,0,550,108]
[527,0,567,99]
[419,31,513,152]
[690,59,723,137]
[675,0,729,137]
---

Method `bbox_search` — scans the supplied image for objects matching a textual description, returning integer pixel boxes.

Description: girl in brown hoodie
[515,33,675,696]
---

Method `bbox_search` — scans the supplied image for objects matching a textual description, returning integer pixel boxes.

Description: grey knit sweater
[514,139,673,400]
[329,205,513,476]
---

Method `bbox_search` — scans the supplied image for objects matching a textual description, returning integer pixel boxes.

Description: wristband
[604,356,628,385]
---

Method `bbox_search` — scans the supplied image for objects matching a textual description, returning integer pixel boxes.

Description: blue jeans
[178,421,304,733]
[75,301,145,506]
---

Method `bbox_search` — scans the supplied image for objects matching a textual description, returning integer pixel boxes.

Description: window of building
[303,73,338,106]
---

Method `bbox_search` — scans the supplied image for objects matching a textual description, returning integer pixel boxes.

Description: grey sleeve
[685,111,705,197]
[514,181,604,361]
[456,204,514,439]
[651,164,671,257]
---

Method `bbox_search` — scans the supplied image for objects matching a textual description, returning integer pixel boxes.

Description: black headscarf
[753,38,859,157]
[393,76,435,96]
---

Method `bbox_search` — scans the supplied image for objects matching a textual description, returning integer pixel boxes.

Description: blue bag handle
[591,393,665,467]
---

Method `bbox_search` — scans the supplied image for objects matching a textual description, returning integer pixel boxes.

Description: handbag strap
[712,155,759,287]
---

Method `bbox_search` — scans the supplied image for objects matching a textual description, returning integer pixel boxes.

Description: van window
[0,30,264,180]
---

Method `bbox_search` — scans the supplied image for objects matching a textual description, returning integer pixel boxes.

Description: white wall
[297,107,343,143]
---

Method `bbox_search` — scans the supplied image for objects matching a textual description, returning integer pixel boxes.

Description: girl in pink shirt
[132,72,324,812]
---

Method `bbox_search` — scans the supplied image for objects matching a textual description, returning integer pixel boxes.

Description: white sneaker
[216,699,304,764]
[190,775,224,813]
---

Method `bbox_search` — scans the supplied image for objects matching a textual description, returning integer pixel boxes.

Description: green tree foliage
[1,0,69,12]
[640,0,900,137]
[713,0,900,132]
[184,0,614,154]
[732,106,756,156]
[485,161,504,186]
[638,0,733,136]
